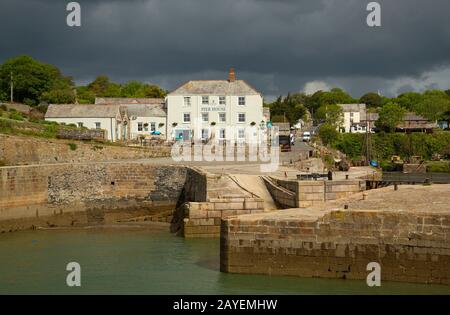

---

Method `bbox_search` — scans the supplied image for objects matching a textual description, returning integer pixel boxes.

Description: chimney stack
[228,68,236,82]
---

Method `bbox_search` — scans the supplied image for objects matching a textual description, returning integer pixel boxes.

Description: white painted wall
[129,116,167,139]
[45,117,117,141]
[166,94,264,141]
[342,112,362,133]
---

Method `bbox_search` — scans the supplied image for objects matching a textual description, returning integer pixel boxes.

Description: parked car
[302,131,311,142]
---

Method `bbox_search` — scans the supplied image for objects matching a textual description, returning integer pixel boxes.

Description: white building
[338,103,367,133]
[45,99,167,141]
[166,69,265,142]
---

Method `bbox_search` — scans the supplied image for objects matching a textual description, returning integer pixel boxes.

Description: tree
[40,89,75,104]
[318,123,340,146]
[304,88,356,122]
[0,55,74,105]
[268,94,306,125]
[376,102,406,132]
[395,92,423,111]
[87,75,121,97]
[315,104,343,126]
[412,90,450,121]
[76,86,95,104]
[360,92,382,108]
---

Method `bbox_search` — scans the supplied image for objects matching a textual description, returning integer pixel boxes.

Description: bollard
[394,184,398,191]
[344,204,349,210]
[345,174,349,180]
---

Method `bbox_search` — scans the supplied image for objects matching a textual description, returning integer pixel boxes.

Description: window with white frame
[184,97,191,107]
[219,128,226,139]
[95,122,101,129]
[201,128,209,140]
[219,112,226,122]
[150,122,156,131]
[219,96,226,105]
[138,122,143,131]
[183,113,191,123]
[202,96,209,105]
[77,122,83,128]
[202,112,209,122]
[238,128,245,139]
[238,96,246,106]
[238,113,246,123]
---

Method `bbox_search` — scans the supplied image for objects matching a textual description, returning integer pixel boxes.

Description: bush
[426,161,450,173]
[68,143,77,151]
[318,123,339,146]
[42,124,59,138]
[9,111,24,121]
[335,132,450,161]
[36,104,48,114]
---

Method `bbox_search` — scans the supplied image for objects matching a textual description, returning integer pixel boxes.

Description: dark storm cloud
[1,0,450,98]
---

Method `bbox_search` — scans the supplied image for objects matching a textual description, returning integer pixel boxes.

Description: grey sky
[1,0,449,100]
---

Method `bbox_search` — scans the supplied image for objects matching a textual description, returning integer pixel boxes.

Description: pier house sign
[201,107,226,112]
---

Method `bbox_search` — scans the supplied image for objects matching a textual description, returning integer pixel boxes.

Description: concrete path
[230,174,277,210]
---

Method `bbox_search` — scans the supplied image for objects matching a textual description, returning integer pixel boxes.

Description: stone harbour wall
[266,178,366,208]
[221,209,450,284]
[172,168,266,238]
[0,134,171,166]
[180,198,265,238]
[0,162,186,232]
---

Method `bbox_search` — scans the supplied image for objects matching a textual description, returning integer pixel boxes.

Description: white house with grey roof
[338,103,368,133]
[45,99,167,141]
[166,68,264,142]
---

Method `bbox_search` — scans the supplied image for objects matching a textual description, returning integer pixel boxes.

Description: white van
[302,131,311,142]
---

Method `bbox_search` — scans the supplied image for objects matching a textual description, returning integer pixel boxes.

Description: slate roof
[45,104,167,118]
[127,104,166,117]
[95,97,165,105]
[168,80,260,96]
[45,104,119,118]
[339,103,367,113]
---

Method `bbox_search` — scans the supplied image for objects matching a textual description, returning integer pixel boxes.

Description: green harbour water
[0,226,448,295]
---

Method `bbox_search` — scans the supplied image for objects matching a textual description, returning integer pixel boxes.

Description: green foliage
[267,93,307,125]
[359,92,382,108]
[315,104,343,126]
[426,161,450,173]
[376,102,406,132]
[9,111,24,121]
[412,90,450,121]
[40,88,75,104]
[0,55,74,105]
[318,123,339,146]
[76,86,95,104]
[305,88,356,117]
[335,133,364,159]
[36,104,48,114]
[68,143,77,151]
[77,76,167,103]
[121,81,167,98]
[335,132,450,162]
